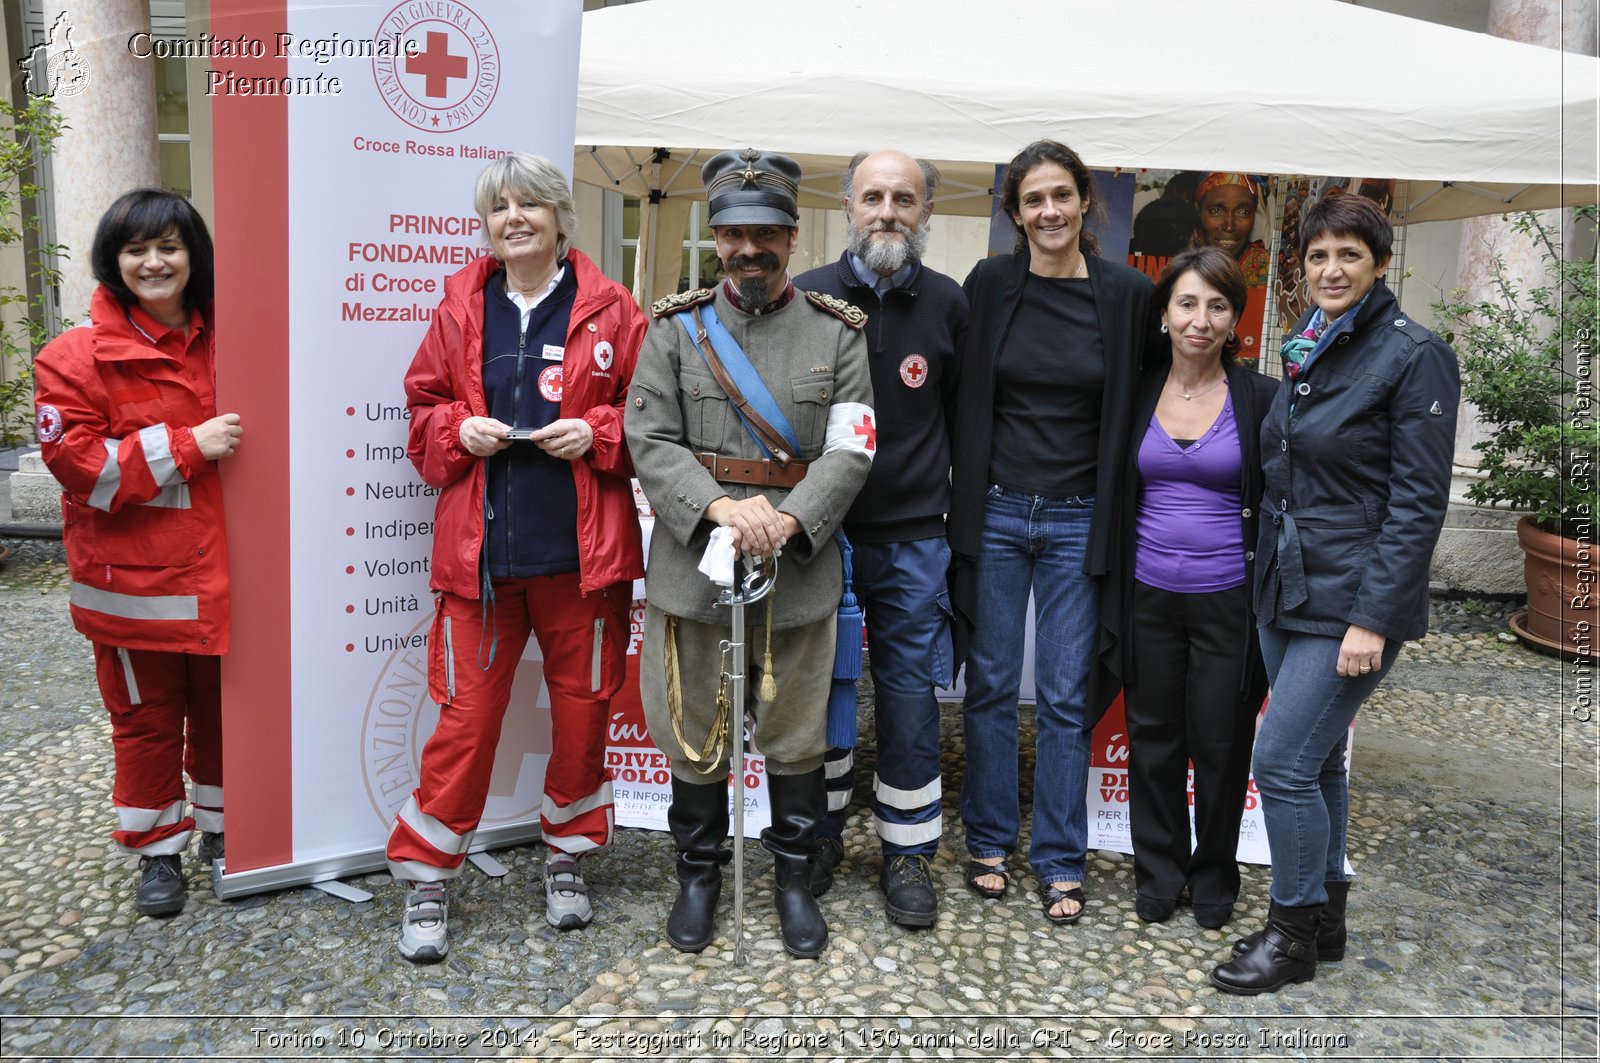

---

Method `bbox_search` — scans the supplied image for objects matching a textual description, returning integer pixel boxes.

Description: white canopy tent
[574,0,1598,302]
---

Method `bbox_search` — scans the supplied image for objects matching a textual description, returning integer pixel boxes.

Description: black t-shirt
[988,274,1104,498]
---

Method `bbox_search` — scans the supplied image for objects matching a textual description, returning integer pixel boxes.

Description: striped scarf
[1279,294,1370,414]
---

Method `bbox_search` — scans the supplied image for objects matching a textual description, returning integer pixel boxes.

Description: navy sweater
[793,254,967,543]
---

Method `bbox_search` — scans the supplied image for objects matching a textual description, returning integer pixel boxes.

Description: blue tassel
[827,533,863,748]
[833,589,863,681]
[827,677,858,748]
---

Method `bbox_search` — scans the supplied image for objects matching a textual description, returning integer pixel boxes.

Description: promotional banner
[212,0,584,895]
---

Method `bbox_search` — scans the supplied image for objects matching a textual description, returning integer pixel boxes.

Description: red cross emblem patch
[899,354,929,388]
[35,404,62,444]
[538,365,563,403]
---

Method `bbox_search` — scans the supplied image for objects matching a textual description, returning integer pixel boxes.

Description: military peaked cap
[702,148,801,226]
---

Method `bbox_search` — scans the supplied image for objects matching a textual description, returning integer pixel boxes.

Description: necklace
[1167,375,1226,402]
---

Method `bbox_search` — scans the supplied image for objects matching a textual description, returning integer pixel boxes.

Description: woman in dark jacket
[1210,194,1458,994]
[1121,248,1275,931]
[948,140,1151,924]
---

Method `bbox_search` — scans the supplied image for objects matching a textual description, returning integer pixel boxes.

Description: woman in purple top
[1121,248,1276,930]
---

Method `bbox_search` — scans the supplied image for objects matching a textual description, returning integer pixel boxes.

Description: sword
[714,551,775,967]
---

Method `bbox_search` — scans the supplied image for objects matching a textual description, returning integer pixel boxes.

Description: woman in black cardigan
[1120,247,1275,931]
[948,140,1151,924]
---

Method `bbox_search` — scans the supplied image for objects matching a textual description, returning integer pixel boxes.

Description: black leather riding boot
[665,776,730,953]
[761,768,829,958]
[1233,879,1349,960]
[1210,901,1322,995]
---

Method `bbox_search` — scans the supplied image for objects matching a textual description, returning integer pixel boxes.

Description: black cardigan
[1115,357,1278,704]
[947,249,1153,710]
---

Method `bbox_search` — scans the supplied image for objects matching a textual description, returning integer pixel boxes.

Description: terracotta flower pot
[1510,515,1598,659]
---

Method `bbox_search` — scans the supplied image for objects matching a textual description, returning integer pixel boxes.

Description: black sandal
[965,859,1010,899]
[1042,884,1086,925]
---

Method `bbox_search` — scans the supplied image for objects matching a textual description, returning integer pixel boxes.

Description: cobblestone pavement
[0,537,1595,1061]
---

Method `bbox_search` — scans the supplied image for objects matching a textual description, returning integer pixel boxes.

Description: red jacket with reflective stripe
[404,249,646,598]
[33,287,230,654]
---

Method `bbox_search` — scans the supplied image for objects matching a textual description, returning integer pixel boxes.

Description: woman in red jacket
[34,189,242,918]
[386,153,646,962]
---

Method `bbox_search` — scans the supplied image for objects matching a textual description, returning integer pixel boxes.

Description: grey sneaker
[545,860,593,930]
[398,880,449,963]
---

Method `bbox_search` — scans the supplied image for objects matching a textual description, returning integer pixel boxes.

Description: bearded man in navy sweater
[794,150,968,927]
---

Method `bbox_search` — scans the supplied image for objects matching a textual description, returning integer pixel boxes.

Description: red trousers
[92,644,223,855]
[386,573,630,882]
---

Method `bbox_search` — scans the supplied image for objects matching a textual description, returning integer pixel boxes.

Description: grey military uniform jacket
[624,285,875,628]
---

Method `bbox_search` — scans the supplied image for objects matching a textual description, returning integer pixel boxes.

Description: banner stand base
[213,823,545,900]
[467,851,509,878]
[311,879,374,903]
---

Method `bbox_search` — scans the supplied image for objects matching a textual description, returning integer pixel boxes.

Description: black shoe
[1232,880,1347,958]
[136,854,186,917]
[197,832,225,866]
[1193,901,1235,929]
[811,837,844,898]
[1136,894,1178,923]
[1210,901,1321,995]
[665,777,730,953]
[763,770,829,958]
[880,854,937,927]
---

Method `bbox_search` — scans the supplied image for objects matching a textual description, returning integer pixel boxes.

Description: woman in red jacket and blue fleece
[387,153,646,962]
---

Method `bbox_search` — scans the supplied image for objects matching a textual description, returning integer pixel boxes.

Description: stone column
[43,0,159,322]
[1432,0,1596,595]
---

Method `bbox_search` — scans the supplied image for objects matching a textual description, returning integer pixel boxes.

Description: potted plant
[0,97,65,449]
[1434,205,1598,656]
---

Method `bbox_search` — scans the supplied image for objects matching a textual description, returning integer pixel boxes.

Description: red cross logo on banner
[373,3,500,133]
[853,413,877,452]
[899,354,929,389]
[406,31,468,98]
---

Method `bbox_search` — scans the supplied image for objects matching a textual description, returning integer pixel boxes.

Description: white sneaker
[398,880,449,962]
[545,860,593,930]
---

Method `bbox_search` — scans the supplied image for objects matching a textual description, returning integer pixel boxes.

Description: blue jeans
[961,486,1098,885]
[1254,624,1401,906]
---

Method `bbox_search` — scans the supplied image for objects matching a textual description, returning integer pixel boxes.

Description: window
[610,195,720,293]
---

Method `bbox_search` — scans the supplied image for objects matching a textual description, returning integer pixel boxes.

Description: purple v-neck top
[1134,395,1247,592]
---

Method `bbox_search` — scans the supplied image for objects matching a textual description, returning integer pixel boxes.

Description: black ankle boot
[136,853,186,917]
[1232,880,1348,960]
[665,776,730,953]
[762,769,829,958]
[1210,900,1321,995]
[1318,880,1349,959]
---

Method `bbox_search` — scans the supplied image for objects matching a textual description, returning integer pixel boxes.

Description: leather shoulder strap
[686,306,795,465]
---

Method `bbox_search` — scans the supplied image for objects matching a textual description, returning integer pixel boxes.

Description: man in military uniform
[794,149,967,928]
[624,148,875,959]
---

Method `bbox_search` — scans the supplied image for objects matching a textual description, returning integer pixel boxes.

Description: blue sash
[676,304,804,459]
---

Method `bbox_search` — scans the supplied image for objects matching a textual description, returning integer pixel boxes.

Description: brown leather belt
[697,452,809,489]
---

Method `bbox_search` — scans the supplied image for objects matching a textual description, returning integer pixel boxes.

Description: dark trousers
[1124,580,1258,908]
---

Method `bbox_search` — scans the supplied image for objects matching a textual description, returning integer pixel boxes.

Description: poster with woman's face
[1128,170,1270,361]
